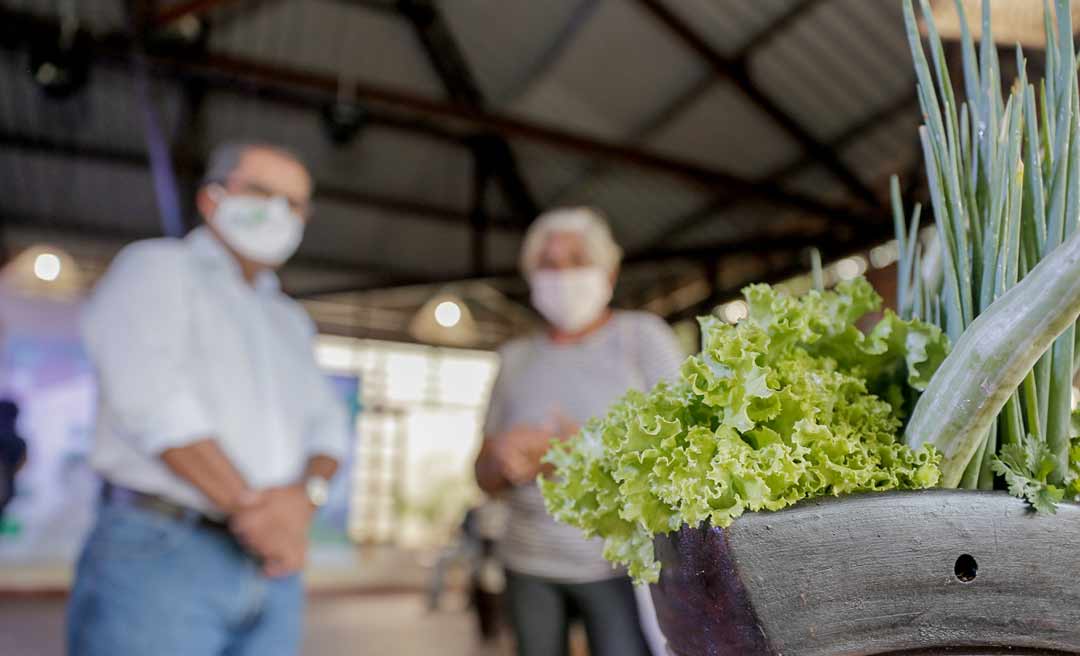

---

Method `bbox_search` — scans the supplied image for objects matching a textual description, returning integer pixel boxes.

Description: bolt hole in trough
[954,554,977,582]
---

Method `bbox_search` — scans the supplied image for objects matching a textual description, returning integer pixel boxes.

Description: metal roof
[0,0,940,347]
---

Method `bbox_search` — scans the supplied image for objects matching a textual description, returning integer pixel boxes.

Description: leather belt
[101,482,231,534]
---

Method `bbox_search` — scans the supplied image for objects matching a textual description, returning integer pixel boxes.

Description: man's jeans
[67,503,303,656]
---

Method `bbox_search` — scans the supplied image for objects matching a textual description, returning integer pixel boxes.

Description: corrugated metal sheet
[664,0,803,55]
[751,0,913,142]
[509,141,595,205]
[440,0,590,104]
[7,0,126,33]
[209,0,444,98]
[556,168,709,251]
[0,0,939,338]
[303,199,522,278]
[199,93,473,212]
[506,0,709,141]
[841,109,922,189]
[0,55,183,153]
[781,164,845,202]
[0,151,158,234]
[666,201,818,249]
[646,79,803,178]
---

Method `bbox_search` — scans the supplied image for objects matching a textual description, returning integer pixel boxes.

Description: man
[68,143,349,656]
[0,399,27,530]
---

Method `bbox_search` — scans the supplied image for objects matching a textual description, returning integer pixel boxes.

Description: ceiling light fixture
[33,253,62,282]
[434,300,462,328]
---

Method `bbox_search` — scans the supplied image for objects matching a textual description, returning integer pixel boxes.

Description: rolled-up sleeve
[81,242,215,455]
[293,314,350,462]
[304,374,350,461]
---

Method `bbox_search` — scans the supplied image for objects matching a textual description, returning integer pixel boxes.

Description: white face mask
[209,193,305,267]
[529,266,613,333]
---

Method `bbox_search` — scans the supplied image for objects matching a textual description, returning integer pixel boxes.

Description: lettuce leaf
[540,278,946,583]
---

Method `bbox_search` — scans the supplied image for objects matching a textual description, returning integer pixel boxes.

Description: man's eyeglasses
[219,177,311,219]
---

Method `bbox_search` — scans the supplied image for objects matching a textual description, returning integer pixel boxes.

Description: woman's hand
[496,426,556,485]
[475,416,582,493]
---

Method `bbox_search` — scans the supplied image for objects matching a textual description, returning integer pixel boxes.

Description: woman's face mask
[209,191,305,267]
[529,266,613,333]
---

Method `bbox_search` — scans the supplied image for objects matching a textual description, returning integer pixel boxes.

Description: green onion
[897,0,1080,495]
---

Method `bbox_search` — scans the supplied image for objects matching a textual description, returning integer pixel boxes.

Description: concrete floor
[0,593,511,656]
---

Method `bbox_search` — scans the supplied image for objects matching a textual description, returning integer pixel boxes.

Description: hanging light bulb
[410,292,478,346]
[33,253,62,282]
[1,244,83,299]
[434,301,462,328]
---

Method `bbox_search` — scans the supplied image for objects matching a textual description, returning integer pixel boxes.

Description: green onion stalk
[896,0,1080,507]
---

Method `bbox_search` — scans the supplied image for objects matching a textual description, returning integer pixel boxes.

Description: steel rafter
[154,0,245,26]
[0,130,519,229]
[635,0,881,209]
[663,223,894,323]
[547,0,844,212]
[648,90,919,250]
[399,0,539,223]
[296,226,888,298]
[0,7,883,231]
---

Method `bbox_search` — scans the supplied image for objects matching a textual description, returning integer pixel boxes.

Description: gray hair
[200,142,310,188]
[520,206,623,275]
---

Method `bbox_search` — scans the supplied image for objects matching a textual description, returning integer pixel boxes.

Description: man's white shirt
[82,227,349,514]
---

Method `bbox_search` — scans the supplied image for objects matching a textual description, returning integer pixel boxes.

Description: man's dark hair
[200,142,311,189]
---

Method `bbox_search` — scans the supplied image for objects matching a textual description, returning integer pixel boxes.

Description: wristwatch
[304,475,331,509]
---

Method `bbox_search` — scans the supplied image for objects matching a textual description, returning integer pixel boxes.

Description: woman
[475,207,684,656]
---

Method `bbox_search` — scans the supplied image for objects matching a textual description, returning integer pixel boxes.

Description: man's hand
[230,484,315,577]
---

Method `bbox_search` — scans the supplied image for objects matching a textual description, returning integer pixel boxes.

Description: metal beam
[664,223,894,323]
[131,0,187,237]
[547,0,865,213]
[645,89,919,249]
[0,217,9,268]
[776,91,919,180]
[736,0,827,54]
[329,0,401,14]
[154,0,245,26]
[176,53,735,186]
[500,0,601,103]
[0,132,147,168]
[139,49,882,226]
[546,72,716,206]
[634,0,881,209]
[0,8,884,226]
[1,210,389,278]
[0,130,519,229]
[399,0,484,106]
[151,0,214,234]
[172,77,210,233]
[0,8,465,147]
[468,141,492,276]
[297,225,880,297]
[399,0,539,220]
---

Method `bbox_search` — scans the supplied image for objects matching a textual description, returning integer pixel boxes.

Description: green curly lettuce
[540,278,946,583]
